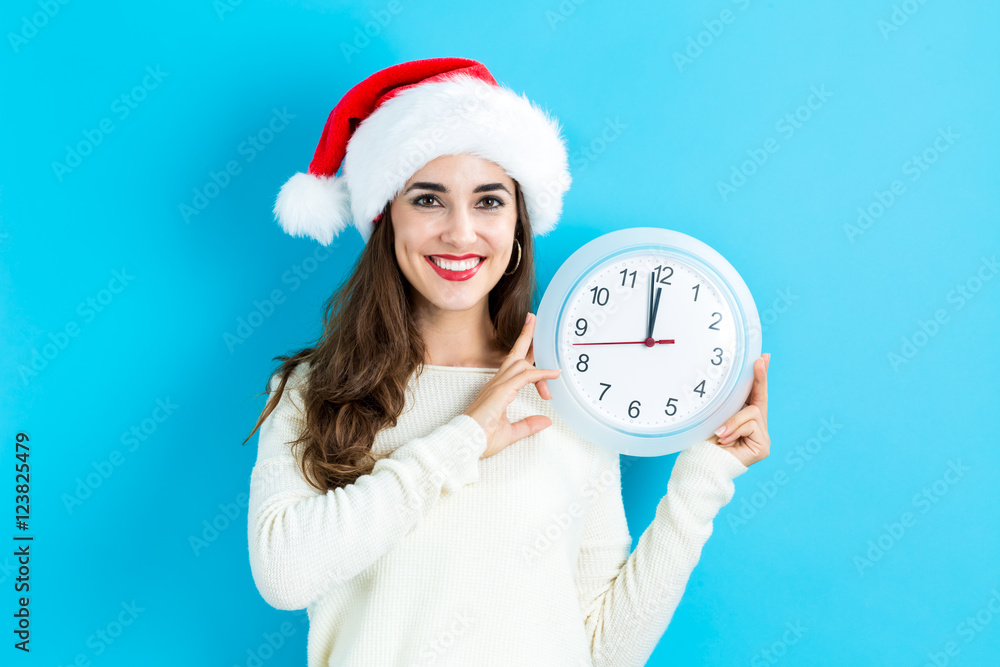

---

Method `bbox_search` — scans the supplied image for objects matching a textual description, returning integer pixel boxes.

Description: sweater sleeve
[247,367,488,611]
[575,438,749,667]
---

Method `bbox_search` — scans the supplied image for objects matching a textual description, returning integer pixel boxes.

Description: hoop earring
[503,238,522,276]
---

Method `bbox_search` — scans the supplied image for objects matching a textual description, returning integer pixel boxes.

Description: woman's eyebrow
[403,182,446,194]
[473,183,511,194]
[402,182,511,195]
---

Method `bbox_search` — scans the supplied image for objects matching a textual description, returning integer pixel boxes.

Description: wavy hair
[242,181,537,491]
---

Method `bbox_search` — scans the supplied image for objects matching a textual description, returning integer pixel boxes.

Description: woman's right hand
[463,313,562,459]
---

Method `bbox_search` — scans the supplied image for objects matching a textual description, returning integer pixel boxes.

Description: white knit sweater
[247,360,748,666]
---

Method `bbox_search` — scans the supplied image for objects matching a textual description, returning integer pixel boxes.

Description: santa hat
[273,57,572,245]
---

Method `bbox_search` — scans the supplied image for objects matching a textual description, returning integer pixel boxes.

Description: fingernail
[525,313,531,325]
[715,425,726,436]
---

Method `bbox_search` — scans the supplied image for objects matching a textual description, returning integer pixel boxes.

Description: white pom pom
[273,172,351,246]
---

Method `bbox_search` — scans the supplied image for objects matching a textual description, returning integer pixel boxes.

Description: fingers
[494,315,535,383]
[514,367,560,390]
[525,339,555,400]
[511,414,553,442]
[748,354,768,424]
[715,403,763,443]
[536,377,553,400]
[498,313,558,382]
[717,418,757,446]
[504,313,535,366]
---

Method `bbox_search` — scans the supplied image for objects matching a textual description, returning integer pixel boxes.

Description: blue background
[2,0,998,665]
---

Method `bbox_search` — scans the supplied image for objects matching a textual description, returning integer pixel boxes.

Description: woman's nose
[440,206,477,246]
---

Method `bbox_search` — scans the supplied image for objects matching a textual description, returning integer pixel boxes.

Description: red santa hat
[273,57,572,245]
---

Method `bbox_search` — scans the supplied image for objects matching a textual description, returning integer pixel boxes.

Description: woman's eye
[480,196,504,209]
[413,195,438,207]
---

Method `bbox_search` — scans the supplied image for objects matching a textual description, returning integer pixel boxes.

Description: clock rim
[535,227,762,457]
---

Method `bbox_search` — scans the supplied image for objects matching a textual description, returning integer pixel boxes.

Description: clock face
[557,248,741,435]
[535,227,760,457]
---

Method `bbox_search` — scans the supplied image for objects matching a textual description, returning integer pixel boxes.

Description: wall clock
[534,227,761,457]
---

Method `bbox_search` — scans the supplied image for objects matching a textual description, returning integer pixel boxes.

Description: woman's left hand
[712,353,770,468]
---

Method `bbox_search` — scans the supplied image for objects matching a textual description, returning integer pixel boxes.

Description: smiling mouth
[425,256,485,271]
[423,255,486,281]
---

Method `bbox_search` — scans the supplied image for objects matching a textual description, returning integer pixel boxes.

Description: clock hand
[650,286,662,339]
[646,271,654,340]
[572,339,675,346]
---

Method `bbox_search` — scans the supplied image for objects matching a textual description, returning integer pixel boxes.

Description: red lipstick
[424,255,485,282]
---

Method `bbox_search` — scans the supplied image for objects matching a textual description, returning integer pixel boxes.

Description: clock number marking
[575,318,588,336]
[598,382,611,400]
[590,286,609,306]
[577,353,589,372]
[693,380,706,397]
[709,311,722,330]
[711,347,723,365]
[692,283,700,301]
[664,397,678,416]
[619,268,636,288]
[654,265,673,285]
[628,400,640,418]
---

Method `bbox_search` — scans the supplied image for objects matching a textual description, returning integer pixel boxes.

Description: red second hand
[572,338,675,347]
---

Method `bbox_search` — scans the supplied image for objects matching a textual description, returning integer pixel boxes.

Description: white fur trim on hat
[343,73,571,243]
[273,172,351,246]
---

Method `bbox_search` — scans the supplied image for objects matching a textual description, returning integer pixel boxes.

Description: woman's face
[390,153,518,319]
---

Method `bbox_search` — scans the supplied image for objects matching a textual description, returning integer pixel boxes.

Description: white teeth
[431,256,482,271]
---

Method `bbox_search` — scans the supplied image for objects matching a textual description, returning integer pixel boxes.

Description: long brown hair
[242,181,538,492]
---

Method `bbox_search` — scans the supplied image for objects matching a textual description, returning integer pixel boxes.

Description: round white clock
[534,227,761,457]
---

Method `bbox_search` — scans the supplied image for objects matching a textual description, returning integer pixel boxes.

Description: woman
[245,57,771,666]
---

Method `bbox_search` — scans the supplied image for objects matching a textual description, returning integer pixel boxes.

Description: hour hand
[650,286,662,339]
